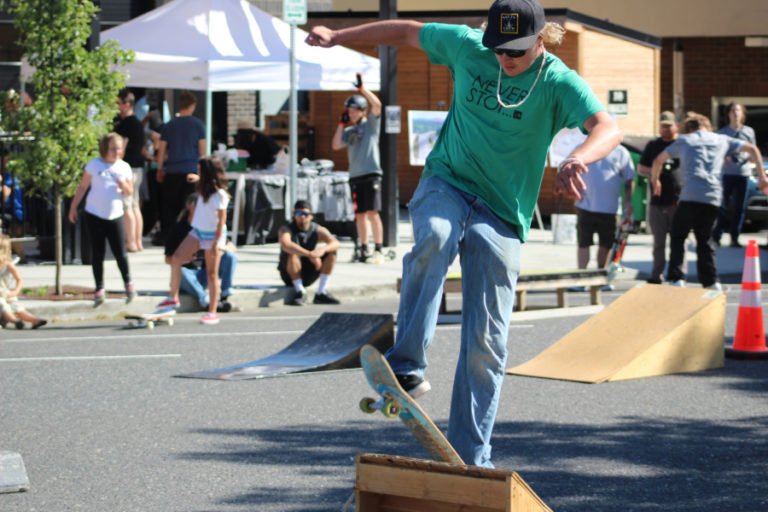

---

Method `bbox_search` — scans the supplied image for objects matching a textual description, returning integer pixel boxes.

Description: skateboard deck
[359,345,464,465]
[124,309,176,329]
[607,217,633,281]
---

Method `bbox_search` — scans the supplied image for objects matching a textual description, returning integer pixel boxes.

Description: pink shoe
[200,313,220,325]
[157,297,180,309]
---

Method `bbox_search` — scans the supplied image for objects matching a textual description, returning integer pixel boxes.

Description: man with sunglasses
[278,200,342,305]
[306,0,621,467]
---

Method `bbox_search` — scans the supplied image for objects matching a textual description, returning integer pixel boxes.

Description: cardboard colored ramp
[177,313,393,380]
[507,285,725,383]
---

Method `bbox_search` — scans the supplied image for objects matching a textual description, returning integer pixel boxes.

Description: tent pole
[289,23,298,212]
[205,89,213,155]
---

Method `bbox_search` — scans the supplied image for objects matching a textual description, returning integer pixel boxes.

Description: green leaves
[5,0,134,198]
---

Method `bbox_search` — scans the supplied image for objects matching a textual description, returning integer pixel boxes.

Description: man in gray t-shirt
[332,75,386,263]
[651,112,767,289]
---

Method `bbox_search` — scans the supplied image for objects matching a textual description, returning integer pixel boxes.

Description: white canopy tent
[98,0,380,92]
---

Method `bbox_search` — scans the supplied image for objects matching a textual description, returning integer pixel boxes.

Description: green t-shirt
[419,23,605,241]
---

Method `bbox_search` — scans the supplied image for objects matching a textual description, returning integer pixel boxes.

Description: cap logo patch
[500,13,519,35]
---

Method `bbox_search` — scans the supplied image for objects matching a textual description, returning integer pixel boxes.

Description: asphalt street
[2,286,768,511]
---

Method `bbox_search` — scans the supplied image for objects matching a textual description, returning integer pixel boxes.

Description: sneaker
[370,250,384,264]
[313,292,341,305]
[646,278,663,285]
[125,284,137,304]
[396,374,432,399]
[157,297,180,309]
[217,301,233,313]
[32,319,48,329]
[94,289,105,307]
[200,313,220,325]
[706,282,723,291]
[669,280,686,287]
[290,290,307,306]
[14,319,24,330]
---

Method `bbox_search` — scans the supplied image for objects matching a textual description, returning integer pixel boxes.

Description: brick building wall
[227,91,257,145]
[660,37,768,128]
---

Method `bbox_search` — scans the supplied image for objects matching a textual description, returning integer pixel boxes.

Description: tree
[5,0,132,294]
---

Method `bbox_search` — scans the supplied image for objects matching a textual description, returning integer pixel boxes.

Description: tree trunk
[54,185,63,296]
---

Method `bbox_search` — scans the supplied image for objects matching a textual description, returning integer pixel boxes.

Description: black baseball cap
[294,199,312,212]
[482,0,546,51]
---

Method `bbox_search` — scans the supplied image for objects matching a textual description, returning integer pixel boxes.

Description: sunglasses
[294,211,312,217]
[493,48,528,59]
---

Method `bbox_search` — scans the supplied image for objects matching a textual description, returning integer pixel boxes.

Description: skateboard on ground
[359,344,464,465]
[124,309,176,329]
[607,217,633,281]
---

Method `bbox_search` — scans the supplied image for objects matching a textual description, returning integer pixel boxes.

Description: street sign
[283,0,307,25]
[607,89,628,116]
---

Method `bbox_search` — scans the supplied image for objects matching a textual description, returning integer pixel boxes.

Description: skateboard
[607,217,633,281]
[359,344,464,464]
[124,309,176,329]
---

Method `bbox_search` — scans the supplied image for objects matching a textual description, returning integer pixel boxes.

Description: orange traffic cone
[726,239,768,359]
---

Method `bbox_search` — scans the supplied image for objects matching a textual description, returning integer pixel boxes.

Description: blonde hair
[98,132,124,158]
[0,234,11,264]
[683,112,712,133]
[541,22,565,45]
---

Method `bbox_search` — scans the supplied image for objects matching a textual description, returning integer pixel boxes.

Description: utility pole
[379,0,398,246]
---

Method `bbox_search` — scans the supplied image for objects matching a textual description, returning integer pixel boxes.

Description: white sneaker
[370,250,384,264]
[706,282,723,291]
[669,280,685,287]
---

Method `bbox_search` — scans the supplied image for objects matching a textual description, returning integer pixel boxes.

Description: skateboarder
[306,0,622,467]
[278,200,342,306]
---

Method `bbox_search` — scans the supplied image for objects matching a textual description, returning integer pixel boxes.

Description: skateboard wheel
[359,397,377,414]
[387,250,396,260]
[382,400,400,418]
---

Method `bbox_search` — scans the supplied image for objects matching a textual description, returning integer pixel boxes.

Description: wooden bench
[397,269,610,314]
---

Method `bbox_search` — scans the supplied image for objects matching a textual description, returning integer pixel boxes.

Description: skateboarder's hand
[555,158,588,200]
[651,179,662,196]
[305,26,336,48]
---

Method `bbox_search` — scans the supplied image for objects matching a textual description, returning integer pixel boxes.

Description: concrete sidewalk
[11,217,762,323]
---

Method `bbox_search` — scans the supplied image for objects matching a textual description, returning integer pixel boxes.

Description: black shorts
[278,253,332,287]
[576,208,617,248]
[349,174,382,214]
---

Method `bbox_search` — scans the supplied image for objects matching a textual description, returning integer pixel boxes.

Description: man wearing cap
[306,0,622,467]
[332,76,385,264]
[637,111,683,284]
[278,200,342,306]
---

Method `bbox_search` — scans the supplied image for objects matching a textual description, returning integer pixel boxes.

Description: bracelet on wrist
[557,157,584,173]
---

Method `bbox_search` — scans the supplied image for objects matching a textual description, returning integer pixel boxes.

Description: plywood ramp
[507,285,725,383]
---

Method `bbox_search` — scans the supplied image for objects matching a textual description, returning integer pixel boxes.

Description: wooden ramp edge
[507,285,725,383]
[355,453,552,512]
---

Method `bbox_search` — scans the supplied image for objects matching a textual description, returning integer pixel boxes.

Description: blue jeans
[387,176,521,467]
[179,251,237,307]
[713,174,748,243]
